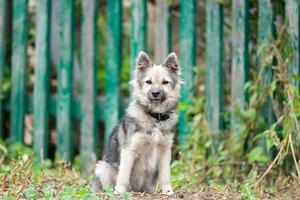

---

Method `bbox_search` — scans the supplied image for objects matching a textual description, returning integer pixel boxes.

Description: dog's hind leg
[92,160,117,193]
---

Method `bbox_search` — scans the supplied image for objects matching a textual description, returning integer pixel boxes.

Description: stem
[289,133,300,177]
[286,90,300,143]
[255,136,288,186]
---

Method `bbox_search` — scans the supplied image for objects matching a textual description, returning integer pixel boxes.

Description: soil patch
[131,187,242,200]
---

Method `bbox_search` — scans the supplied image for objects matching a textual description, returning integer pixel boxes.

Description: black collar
[148,111,170,122]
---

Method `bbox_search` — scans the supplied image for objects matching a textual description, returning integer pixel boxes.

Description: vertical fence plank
[231,0,249,133]
[286,0,300,88]
[57,0,74,161]
[33,0,51,161]
[168,9,173,53]
[105,0,122,144]
[130,0,147,70]
[81,0,97,170]
[10,0,28,143]
[258,0,274,125]
[154,0,169,63]
[205,0,224,131]
[179,0,196,145]
[0,0,7,138]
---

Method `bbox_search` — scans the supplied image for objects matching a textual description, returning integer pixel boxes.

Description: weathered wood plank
[286,0,300,88]
[130,0,147,71]
[0,0,8,138]
[205,0,224,131]
[33,0,51,161]
[231,0,249,133]
[258,0,274,125]
[4,95,129,122]
[80,0,97,171]
[57,0,74,161]
[105,0,122,145]
[10,0,28,143]
[179,0,196,145]
[168,9,173,53]
[154,0,169,63]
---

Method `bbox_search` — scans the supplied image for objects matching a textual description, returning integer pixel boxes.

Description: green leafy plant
[171,21,300,198]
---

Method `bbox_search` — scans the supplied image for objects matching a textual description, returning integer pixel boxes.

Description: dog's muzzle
[148,88,166,102]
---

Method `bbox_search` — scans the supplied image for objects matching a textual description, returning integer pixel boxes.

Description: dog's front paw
[162,185,174,196]
[114,184,127,194]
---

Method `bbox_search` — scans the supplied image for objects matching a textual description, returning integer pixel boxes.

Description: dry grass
[131,187,242,200]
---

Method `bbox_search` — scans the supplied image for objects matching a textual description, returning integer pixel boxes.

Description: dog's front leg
[115,147,135,194]
[158,148,174,195]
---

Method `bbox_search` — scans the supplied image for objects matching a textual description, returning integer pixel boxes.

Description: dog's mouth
[148,96,166,103]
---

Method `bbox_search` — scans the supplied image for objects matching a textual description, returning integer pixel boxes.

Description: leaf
[282,116,292,138]
[266,134,278,151]
[42,187,55,199]
[177,101,189,112]
[269,80,278,98]
[1,164,11,172]
[247,147,269,164]
[0,143,8,155]
[239,108,256,121]
[241,184,259,200]
[24,187,37,199]
[120,191,133,200]
[103,185,114,194]
[59,186,76,199]
[257,43,269,56]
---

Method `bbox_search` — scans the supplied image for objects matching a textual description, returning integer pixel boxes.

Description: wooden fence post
[168,8,173,53]
[179,0,196,145]
[258,0,274,125]
[10,0,28,143]
[154,0,169,63]
[57,0,74,161]
[0,0,8,139]
[205,0,224,131]
[80,0,97,171]
[130,0,147,71]
[33,0,51,161]
[231,0,249,133]
[105,0,122,145]
[286,0,300,88]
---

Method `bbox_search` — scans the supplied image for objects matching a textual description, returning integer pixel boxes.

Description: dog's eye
[162,80,169,85]
[145,80,152,84]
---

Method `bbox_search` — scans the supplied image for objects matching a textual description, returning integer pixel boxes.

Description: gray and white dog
[92,51,181,195]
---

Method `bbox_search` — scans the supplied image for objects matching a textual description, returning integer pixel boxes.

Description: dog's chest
[131,130,171,170]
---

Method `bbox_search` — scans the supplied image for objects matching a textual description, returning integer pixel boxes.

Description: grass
[0,142,240,200]
[1,142,299,200]
[0,143,98,200]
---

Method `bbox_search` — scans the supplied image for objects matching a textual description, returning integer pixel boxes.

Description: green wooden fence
[0,0,7,139]
[0,0,299,170]
[33,0,51,161]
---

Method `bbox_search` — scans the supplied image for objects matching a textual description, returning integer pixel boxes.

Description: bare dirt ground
[131,188,242,200]
[260,181,300,200]
[130,181,300,200]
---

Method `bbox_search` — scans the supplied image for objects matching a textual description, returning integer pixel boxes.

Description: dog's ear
[163,52,179,74]
[136,51,151,71]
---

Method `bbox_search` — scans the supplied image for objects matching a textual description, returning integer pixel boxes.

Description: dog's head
[131,51,182,113]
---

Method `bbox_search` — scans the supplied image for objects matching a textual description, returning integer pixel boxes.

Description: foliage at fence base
[172,96,300,200]
[171,24,300,199]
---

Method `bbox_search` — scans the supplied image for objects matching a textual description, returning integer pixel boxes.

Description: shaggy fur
[92,51,181,195]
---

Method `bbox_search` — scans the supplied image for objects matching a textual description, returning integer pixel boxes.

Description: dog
[92,51,181,195]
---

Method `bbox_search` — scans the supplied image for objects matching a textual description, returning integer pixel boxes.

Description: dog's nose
[151,91,160,97]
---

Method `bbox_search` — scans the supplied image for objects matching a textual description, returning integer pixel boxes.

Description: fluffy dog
[92,51,181,195]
